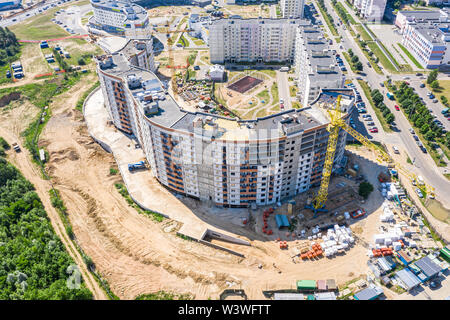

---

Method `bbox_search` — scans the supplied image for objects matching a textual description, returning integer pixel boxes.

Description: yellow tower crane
[307,95,435,214]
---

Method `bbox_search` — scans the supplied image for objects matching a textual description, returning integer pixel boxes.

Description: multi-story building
[188,14,211,44]
[402,22,450,69]
[89,0,151,38]
[96,38,156,135]
[0,0,21,10]
[395,9,449,33]
[354,0,387,21]
[95,53,354,207]
[294,25,345,107]
[280,0,305,19]
[209,18,308,64]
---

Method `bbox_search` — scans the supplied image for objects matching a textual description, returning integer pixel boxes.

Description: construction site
[1,2,449,301]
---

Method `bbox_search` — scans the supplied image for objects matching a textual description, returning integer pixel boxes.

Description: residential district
[0,0,449,302]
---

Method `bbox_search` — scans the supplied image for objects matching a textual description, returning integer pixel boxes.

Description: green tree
[385,113,395,124]
[358,182,374,199]
[355,61,363,71]
[430,80,439,90]
[427,69,438,84]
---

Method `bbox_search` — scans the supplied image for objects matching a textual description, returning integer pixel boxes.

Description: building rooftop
[211,17,310,26]
[96,54,354,142]
[298,27,344,88]
[410,22,450,44]
[91,0,149,25]
[398,8,449,22]
[396,268,421,290]
[415,256,441,278]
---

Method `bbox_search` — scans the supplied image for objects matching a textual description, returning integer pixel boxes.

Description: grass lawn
[316,3,339,37]
[10,7,68,40]
[356,42,383,74]
[256,89,270,105]
[357,80,393,133]
[289,85,297,97]
[398,43,424,69]
[427,80,450,102]
[270,83,279,105]
[342,51,358,73]
[354,24,372,41]
[366,42,398,72]
[291,101,302,109]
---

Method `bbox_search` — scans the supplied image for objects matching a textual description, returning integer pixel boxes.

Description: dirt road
[0,79,397,300]
[0,88,108,300]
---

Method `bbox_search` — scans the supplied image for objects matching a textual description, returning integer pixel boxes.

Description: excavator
[306,95,435,215]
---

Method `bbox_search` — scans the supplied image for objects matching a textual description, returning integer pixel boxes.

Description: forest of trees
[0,27,20,66]
[0,156,93,299]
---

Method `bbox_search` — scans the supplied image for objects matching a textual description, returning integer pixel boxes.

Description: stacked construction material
[300,243,323,260]
[322,225,354,257]
[380,202,395,222]
[373,227,404,248]
[262,208,274,235]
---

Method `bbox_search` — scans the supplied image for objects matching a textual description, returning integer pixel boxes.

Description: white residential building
[354,0,387,21]
[280,0,305,19]
[209,18,308,64]
[89,0,151,38]
[96,53,354,207]
[294,25,345,107]
[209,64,226,81]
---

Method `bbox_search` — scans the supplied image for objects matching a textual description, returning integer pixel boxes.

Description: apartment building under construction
[95,51,355,207]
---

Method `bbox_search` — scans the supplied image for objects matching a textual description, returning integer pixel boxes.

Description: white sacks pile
[380,201,395,222]
[322,224,354,257]
[373,226,404,248]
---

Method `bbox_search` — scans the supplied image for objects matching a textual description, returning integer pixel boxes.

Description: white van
[392,146,399,154]
[417,175,424,186]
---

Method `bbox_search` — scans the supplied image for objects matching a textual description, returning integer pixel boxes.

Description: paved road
[276,70,291,109]
[404,79,450,131]
[55,3,92,34]
[315,0,450,208]
[0,0,77,28]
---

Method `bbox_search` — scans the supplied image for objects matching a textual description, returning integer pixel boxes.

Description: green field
[398,43,424,69]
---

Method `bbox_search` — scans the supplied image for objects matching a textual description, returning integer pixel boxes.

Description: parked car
[367,121,375,126]
[409,128,415,134]
[395,105,400,111]
[358,109,366,113]
[416,73,422,76]
[362,114,371,118]
[420,83,425,88]
[380,82,384,87]
[433,99,438,103]
[369,128,378,133]
[364,117,373,121]
[416,188,423,198]
[413,135,419,141]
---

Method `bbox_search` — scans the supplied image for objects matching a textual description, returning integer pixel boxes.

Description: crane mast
[310,95,435,213]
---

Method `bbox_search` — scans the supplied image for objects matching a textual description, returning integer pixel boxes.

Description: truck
[128,160,146,172]
[11,143,20,152]
[280,66,290,72]
[386,92,394,100]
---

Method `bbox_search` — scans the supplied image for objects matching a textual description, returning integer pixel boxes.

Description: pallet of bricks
[300,243,324,260]
[262,208,274,236]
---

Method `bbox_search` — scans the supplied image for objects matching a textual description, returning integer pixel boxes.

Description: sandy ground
[0,79,400,299]
[0,78,108,300]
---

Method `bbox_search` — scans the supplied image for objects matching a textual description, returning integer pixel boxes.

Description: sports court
[227,76,263,94]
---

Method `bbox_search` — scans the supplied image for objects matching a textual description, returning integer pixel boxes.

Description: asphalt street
[315,0,450,208]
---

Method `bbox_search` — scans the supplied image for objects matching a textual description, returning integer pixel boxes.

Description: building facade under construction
[95,51,355,207]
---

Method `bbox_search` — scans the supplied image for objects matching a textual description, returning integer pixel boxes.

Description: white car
[279,98,284,104]
[415,188,423,198]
